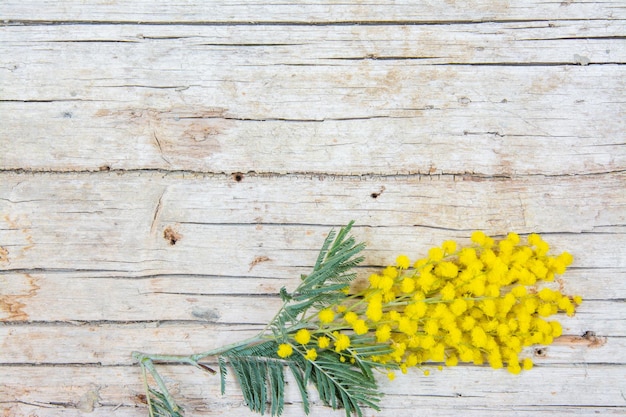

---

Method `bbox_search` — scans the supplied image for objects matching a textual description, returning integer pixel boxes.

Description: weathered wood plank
[2,22,624,64]
[4,99,623,176]
[1,0,624,22]
[1,173,623,328]
[1,23,624,174]
[1,172,624,272]
[0,323,620,365]
[2,265,622,301]
[3,403,623,417]
[1,272,622,335]
[2,365,625,416]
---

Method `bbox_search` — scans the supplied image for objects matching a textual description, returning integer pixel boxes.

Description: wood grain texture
[1,23,624,175]
[1,0,625,22]
[2,365,626,416]
[1,1,625,416]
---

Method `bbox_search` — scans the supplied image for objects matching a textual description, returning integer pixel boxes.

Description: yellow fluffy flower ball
[277,343,293,358]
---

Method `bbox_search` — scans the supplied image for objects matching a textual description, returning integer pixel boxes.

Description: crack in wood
[3,18,618,27]
[1,167,624,178]
[150,189,166,235]
[151,131,172,166]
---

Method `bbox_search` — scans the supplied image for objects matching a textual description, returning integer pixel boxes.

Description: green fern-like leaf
[220,340,287,416]
[288,361,311,414]
[272,222,365,335]
[309,352,382,417]
[218,356,228,395]
[268,359,285,416]
[147,388,184,417]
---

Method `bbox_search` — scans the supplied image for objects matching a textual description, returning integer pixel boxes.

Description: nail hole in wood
[233,173,244,182]
[371,186,385,199]
[582,330,596,339]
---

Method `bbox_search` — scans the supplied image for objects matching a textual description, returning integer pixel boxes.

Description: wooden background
[1,1,625,416]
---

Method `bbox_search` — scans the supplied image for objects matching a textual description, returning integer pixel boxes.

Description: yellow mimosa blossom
[428,247,444,261]
[318,308,335,324]
[369,273,382,287]
[294,329,311,345]
[450,298,467,316]
[317,336,330,349]
[442,240,457,254]
[353,319,369,335]
[277,343,293,358]
[343,312,358,324]
[459,247,477,265]
[471,231,487,245]
[382,266,398,279]
[376,324,391,342]
[400,278,416,294]
[436,261,459,278]
[440,283,455,301]
[424,319,439,336]
[366,304,383,322]
[445,355,459,367]
[506,232,520,244]
[396,255,411,269]
[471,326,488,348]
[334,333,351,352]
[304,348,318,361]
[499,239,514,254]
[522,357,533,371]
[527,233,542,246]
[378,275,394,291]
[550,321,563,337]
[511,285,527,298]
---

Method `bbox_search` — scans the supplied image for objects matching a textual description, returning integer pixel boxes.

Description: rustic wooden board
[1,0,624,22]
[1,172,624,271]
[1,1,625,416]
[1,22,624,175]
[2,365,626,416]
[1,323,621,365]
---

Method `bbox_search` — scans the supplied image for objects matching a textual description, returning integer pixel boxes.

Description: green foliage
[308,352,382,417]
[211,221,376,416]
[219,340,286,416]
[135,221,380,417]
[217,339,384,417]
[146,388,184,417]
[270,221,365,338]
[288,350,382,417]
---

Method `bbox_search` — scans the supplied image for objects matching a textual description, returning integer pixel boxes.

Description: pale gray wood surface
[1,1,625,416]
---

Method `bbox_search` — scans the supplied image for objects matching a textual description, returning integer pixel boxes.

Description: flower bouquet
[133,221,581,417]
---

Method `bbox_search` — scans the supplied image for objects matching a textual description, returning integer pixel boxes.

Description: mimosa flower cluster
[135,224,583,417]
[277,231,581,376]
